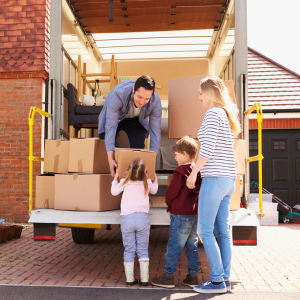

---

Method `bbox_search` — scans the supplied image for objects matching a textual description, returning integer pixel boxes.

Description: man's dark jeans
[99,117,147,149]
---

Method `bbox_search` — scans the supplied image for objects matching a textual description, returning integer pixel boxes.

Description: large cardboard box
[68,138,110,174]
[35,174,55,209]
[230,177,242,211]
[233,139,246,175]
[115,148,156,180]
[54,174,121,211]
[168,76,236,139]
[149,196,167,208]
[44,140,70,173]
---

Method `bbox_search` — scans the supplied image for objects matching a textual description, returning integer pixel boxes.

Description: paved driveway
[0,224,299,292]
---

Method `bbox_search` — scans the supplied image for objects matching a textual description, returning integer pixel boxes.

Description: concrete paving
[0,224,299,292]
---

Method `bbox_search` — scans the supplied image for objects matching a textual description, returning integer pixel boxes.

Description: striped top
[198,107,237,179]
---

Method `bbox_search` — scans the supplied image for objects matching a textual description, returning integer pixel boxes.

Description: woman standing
[186,76,241,294]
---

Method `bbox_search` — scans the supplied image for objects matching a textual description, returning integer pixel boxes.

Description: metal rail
[28,107,51,212]
[245,102,264,216]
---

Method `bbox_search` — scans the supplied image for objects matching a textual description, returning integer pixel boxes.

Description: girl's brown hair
[200,76,241,135]
[121,157,149,196]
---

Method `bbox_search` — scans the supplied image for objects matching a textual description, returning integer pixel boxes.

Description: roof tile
[0,1,50,74]
[248,48,300,111]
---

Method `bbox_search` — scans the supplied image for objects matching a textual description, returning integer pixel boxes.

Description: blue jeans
[121,212,150,262]
[198,177,235,282]
[165,214,200,277]
[99,117,147,149]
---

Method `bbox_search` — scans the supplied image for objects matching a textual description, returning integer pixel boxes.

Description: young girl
[186,76,241,294]
[111,157,158,286]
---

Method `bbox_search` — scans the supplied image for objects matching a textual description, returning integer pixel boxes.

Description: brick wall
[0,0,50,223]
[249,118,300,129]
[0,78,45,222]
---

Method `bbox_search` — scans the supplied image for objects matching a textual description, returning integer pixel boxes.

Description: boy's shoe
[193,281,227,294]
[151,274,175,288]
[182,274,199,288]
[224,280,231,291]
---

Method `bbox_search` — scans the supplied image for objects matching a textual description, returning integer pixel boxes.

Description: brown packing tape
[56,140,61,147]
[44,199,49,209]
[53,155,59,173]
[78,160,83,173]
[73,174,78,180]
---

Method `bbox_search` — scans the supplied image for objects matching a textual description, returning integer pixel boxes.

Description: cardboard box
[54,174,121,211]
[149,196,167,208]
[35,174,55,209]
[168,76,236,139]
[68,138,110,174]
[230,177,242,211]
[115,148,156,180]
[44,140,70,173]
[233,139,246,175]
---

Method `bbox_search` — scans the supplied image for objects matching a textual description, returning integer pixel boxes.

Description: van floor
[0,224,299,292]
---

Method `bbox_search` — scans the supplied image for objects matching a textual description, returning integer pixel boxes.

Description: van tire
[71,228,95,244]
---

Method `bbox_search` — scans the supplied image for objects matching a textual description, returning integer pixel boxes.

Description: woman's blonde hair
[121,157,148,196]
[200,76,241,135]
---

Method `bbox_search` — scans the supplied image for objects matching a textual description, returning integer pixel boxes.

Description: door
[249,129,300,207]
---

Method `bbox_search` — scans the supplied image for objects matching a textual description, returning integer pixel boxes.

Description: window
[273,140,286,150]
[249,140,258,150]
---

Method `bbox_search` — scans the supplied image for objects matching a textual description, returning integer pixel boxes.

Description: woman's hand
[186,172,197,189]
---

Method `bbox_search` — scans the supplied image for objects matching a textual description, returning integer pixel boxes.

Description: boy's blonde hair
[121,157,148,196]
[172,136,198,160]
[200,76,241,135]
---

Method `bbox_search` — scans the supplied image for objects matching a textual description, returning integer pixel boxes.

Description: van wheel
[71,228,95,244]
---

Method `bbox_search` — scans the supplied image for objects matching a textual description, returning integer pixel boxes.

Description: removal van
[28,0,260,246]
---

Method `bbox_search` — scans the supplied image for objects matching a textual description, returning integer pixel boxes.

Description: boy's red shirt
[165,164,202,215]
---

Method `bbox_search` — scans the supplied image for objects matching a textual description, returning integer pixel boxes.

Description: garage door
[249,129,300,208]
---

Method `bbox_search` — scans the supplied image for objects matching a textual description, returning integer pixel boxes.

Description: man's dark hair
[134,75,155,95]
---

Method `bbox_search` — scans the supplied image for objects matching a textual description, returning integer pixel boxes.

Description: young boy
[151,136,202,288]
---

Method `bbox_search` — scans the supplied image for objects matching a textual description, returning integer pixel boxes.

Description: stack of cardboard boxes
[35,139,157,212]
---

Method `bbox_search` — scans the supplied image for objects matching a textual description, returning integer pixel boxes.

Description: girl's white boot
[124,262,138,286]
[139,261,149,286]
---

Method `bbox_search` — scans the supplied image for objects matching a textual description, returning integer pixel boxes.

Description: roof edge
[248,47,300,79]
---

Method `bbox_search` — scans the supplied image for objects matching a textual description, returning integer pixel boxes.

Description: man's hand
[114,168,119,181]
[153,173,158,184]
[107,151,117,177]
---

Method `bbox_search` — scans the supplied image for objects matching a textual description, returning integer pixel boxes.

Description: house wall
[0,0,50,223]
[249,119,300,129]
